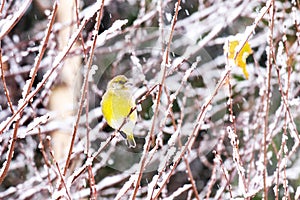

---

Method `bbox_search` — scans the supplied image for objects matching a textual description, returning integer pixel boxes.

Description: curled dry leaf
[224,34,253,79]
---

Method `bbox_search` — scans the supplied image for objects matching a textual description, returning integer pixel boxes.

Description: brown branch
[0,0,57,185]
[227,74,247,195]
[87,165,97,200]
[207,129,232,199]
[210,151,233,199]
[153,69,231,199]
[233,0,272,60]
[0,2,93,184]
[0,120,18,184]
[74,0,88,60]
[274,26,298,200]
[0,0,5,15]
[0,0,32,40]
[183,155,199,200]
[152,80,200,199]
[67,132,117,186]
[24,2,58,98]
[263,0,275,199]
[84,56,96,200]
[165,63,200,199]
[0,6,92,135]
[50,150,71,200]
[131,1,181,199]
[0,44,14,113]
[63,0,106,176]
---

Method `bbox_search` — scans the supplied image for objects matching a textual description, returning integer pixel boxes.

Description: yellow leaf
[224,35,253,79]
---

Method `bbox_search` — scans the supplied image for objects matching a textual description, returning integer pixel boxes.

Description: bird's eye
[118,80,126,84]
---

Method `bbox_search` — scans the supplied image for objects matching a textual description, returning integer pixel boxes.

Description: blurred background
[0,0,300,199]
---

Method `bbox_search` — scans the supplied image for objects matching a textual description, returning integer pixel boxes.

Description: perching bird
[101,75,137,148]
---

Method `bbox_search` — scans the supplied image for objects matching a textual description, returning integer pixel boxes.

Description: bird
[101,75,137,148]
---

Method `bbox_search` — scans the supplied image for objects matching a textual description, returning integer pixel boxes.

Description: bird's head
[107,75,132,90]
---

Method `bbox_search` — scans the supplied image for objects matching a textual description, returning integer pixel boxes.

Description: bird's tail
[126,133,136,148]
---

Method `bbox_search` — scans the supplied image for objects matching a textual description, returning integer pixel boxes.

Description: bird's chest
[110,93,132,117]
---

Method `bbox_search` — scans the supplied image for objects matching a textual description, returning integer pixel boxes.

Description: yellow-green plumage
[101,75,137,148]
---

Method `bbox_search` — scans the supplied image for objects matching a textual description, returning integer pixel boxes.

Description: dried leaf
[224,35,253,79]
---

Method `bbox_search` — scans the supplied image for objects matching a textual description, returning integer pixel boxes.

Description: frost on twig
[0,0,300,199]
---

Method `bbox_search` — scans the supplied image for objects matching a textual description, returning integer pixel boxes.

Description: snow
[0,0,31,40]
[88,65,98,82]
[26,113,50,133]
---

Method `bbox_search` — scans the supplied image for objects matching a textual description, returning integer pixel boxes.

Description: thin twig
[152,69,231,199]
[207,130,232,199]
[0,0,5,15]
[50,150,72,200]
[63,0,105,176]
[66,132,117,186]
[131,1,181,199]
[227,74,247,195]
[0,0,32,40]
[158,0,165,55]
[84,60,97,200]
[0,1,58,185]
[0,5,93,135]
[165,61,200,199]
[0,43,14,113]
[210,151,233,199]
[0,120,18,184]
[233,0,272,60]
[274,29,295,200]
[87,165,97,200]
[153,79,200,199]
[74,0,88,59]
[24,2,58,98]
[263,0,275,199]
